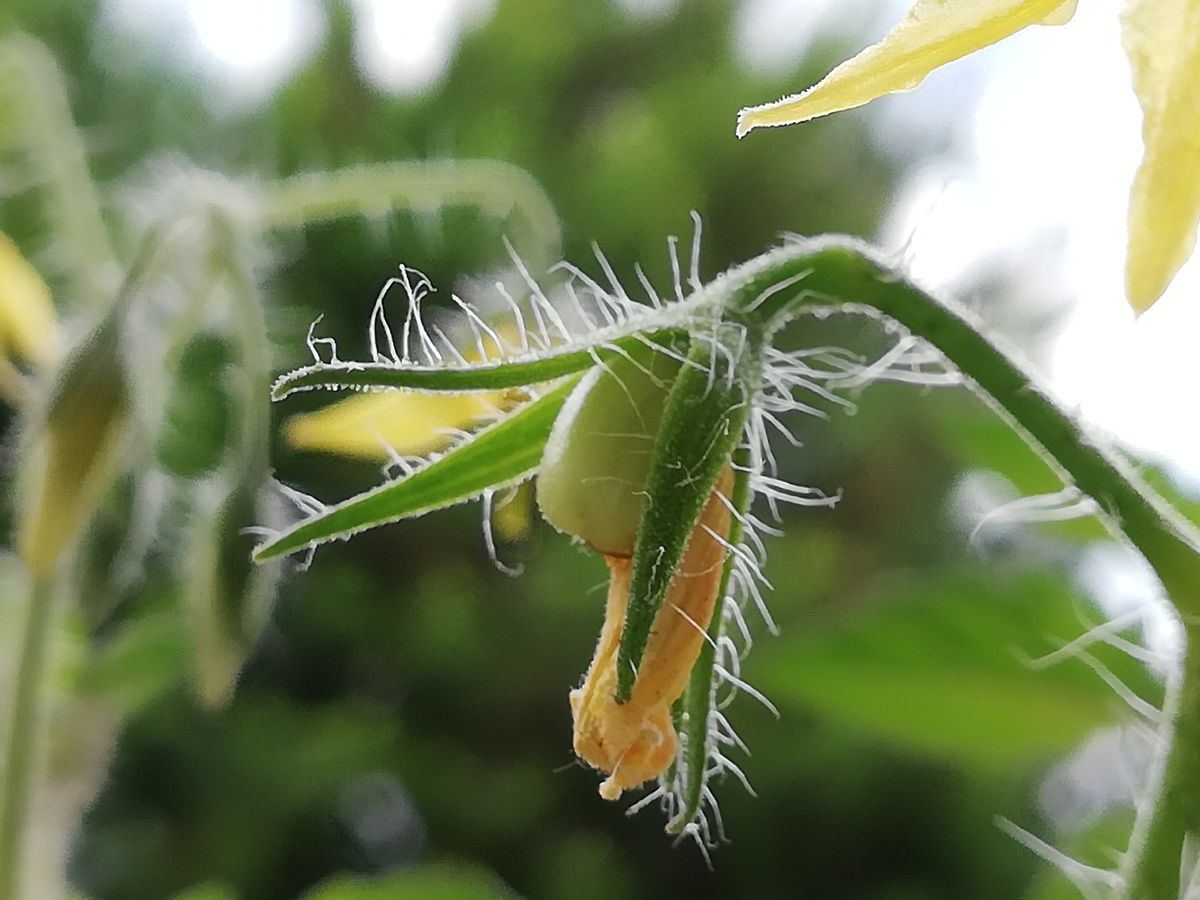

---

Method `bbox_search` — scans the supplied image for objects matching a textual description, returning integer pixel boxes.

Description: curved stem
[729,237,1200,597]
[0,575,58,900]
[721,236,1200,898]
[260,160,562,267]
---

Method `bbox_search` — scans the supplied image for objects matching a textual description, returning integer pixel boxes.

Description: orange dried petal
[570,466,733,799]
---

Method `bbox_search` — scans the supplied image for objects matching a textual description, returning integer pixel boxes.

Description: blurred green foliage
[0,0,1185,898]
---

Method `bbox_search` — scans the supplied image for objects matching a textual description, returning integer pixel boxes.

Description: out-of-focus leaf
[81,611,189,715]
[303,863,519,900]
[1022,810,1135,899]
[941,397,1200,543]
[169,883,239,900]
[158,332,233,478]
[753,567,1162,769]
[937,399,1108,543]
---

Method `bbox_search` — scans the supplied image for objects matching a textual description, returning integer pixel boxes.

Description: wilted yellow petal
[0,232,57,368]
[1120,0,1200,312]
[284,390,504,459]
[570,467,732,800]
[736,0,1077,137]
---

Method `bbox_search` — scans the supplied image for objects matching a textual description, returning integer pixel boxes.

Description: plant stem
[733,237,1200,595]
[731,236,1200,898]
[0,34,117,309]
[260,160,562,267]
[0,575,58,900]
[1121,627,1200,900]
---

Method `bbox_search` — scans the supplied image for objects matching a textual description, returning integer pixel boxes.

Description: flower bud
[18,305,128,578]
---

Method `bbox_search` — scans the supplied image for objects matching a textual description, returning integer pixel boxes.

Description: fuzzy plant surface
[255,224,1200,894]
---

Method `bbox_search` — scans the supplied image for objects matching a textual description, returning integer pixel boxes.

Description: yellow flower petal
[284,390,504,459]
[0,232,57,368]
[736,0,1077,137]
[1120,0,1200,312]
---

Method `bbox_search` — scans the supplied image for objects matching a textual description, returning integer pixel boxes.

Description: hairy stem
[729,237,1200,591]
[0,34,116,308]
[0,576,57,900]
[738,236,1200,898]
[212,218,271,477]
[1121,629,1200,900]
[260,160,562,266]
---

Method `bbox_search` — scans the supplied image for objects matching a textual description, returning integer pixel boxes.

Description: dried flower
[571,466,733,799]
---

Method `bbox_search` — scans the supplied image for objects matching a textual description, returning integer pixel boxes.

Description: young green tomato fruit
[536,337,684,556]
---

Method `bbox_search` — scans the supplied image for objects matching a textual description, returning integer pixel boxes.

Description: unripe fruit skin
[536,340,682,557]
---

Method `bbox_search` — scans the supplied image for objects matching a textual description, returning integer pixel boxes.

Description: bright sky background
[101,0,1200,489]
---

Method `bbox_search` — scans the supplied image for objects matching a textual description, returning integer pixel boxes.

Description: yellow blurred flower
[736,0,1200,314]
[285,390,502,460]
[0,232,57,402]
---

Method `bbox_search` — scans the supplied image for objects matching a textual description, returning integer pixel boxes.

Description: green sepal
[615,326,761,701]
[666,447,752,834]
[270,330,683,400]
[253,376,581,561]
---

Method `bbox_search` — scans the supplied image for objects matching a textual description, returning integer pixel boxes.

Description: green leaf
[270,330,681,400]
[80,611,190,716]
[169,882,238,900]
[253,377,580,561]
[302,863,519,900]
[936,398,1108,543]
[616,326,760,700]
[752,567,1163,769]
